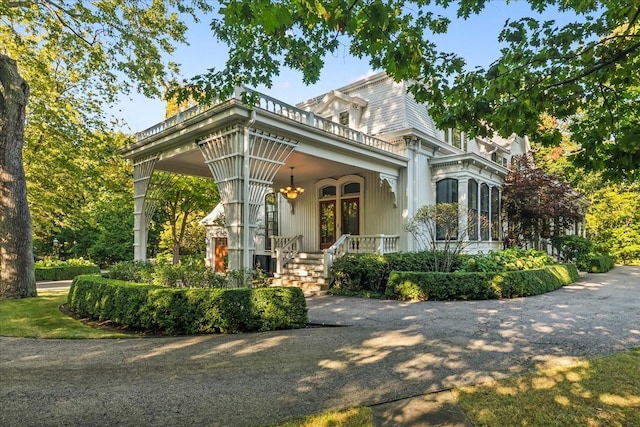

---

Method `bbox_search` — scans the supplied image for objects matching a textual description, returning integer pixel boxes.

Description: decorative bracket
[379,173,398,208]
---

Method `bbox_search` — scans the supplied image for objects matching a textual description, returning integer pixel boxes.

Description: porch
[121,87,409,272]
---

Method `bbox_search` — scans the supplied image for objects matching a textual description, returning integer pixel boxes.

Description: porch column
[198,123,297,270]
[132,155,158,261]
[457,178,469,241]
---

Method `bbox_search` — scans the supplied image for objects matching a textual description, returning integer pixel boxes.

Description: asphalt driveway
[1,267,639,426]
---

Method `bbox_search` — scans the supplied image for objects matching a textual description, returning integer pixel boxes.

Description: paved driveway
[1,267,639,426]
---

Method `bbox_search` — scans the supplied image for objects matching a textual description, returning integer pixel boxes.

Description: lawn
[0,290,134,339]
[276,349,640,427]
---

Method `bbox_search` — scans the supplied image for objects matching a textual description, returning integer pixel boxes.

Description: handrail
[323,234,351,278]
[272,235,302,274]
[134,88,401,154]
[323,234,400,278]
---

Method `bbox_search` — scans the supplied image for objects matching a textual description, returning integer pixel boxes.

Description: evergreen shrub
[68,275,308,334]
[34,258,100,281]
[386,264,579,301]
[329,251,463,295]
[583,254,615,273]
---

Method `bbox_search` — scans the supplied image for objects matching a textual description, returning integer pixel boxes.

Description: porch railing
[271,235,302,274]
[135,88,401,154]
[323,234,400,278]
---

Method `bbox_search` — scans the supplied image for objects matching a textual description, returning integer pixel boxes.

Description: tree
[0,1,209,298]
[502,154,585,249]
[405,203,479,272]
[172,1,640,181]
[149,174,219,264]
[0,56,35,298]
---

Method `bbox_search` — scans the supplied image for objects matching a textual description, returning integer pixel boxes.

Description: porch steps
[272,252,329,297]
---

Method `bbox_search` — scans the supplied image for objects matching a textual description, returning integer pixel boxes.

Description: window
[480,183,489,240]
[491,187,501,241]
[320,185,336,198]
[436,179,458,240]
[343,182,360,195]
[436,178,458,204]
[264,193,278,250]
[339,111,349,126]
[468,180,478,241]
[444,128,465,150]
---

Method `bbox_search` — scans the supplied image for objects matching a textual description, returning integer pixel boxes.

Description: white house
[121,72,543,289]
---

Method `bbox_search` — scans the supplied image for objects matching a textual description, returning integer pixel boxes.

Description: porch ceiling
[155,149,379,188]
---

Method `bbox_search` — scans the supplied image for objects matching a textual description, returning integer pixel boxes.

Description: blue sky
[115,1,575,133]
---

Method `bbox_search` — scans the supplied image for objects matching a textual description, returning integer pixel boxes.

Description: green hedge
[35,265,100,281]
[386,264,579,301]
[67,275,308,334]
[583,255,615,273]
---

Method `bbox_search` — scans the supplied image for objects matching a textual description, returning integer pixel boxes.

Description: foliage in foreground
[0,291,131,339]
[68,275,308,334]
[457,349,640,427]
[386,264,579,301]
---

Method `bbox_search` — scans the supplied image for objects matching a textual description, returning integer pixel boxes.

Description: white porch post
[132,155,158,261]
[198,123,297,270]
[458,178,469,242]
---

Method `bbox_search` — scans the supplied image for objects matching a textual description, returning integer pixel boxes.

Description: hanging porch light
[279,167,304,199]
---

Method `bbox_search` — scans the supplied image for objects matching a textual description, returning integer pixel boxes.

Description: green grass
[456,349,640,427]
[274,407,373,427]
[274,349,640,427]
[0,291,134,339]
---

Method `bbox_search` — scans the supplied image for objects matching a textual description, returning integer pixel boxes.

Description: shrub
[582,254,615,273]
[329,251,463,294]
[386,264,579,301]
[67,275,308,334]
[108,261,155,283]
[34,258,100,281]
[614,245,640,265]
[458,248,553,272]
[551,235,593,263]
[330,253,390,293]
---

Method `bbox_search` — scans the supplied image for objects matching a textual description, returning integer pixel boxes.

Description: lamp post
[53,238,59,259]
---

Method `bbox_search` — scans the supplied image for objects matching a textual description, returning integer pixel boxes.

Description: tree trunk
[0,54,36,299]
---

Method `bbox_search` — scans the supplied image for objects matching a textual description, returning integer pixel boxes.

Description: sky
[113,1,577,133]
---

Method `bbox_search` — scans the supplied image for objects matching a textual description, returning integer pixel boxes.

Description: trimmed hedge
[35,265,100,281]
[386,264,580,301]
[583,255,615,273]
[67,275,308,334]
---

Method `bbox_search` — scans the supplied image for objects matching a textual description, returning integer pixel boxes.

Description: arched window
[468,180,478,241]
[436,178,458,204]
[480,183,490,240]
[320,185,336,198]
[491,187,501,241]
[343,182,360,195]
[264,193,278,250]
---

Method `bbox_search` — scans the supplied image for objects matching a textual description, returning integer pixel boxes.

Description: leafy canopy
[171,0,640,181]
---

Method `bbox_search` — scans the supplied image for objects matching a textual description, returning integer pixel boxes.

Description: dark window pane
[343,182,360,195]
[321,185,336,197]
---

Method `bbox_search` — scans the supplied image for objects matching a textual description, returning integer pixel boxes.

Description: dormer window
[339,111,349,126]
[444,128,466,150]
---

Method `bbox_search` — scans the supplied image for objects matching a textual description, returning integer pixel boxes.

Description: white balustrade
[271,235,302,274]
[135,89,401,154]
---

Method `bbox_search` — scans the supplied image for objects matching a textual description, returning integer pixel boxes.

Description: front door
[319,200,336,249]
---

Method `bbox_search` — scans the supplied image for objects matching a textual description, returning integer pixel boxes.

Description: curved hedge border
[35,265,100,281]
[68,275,308,334]
[386,264,579,301]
